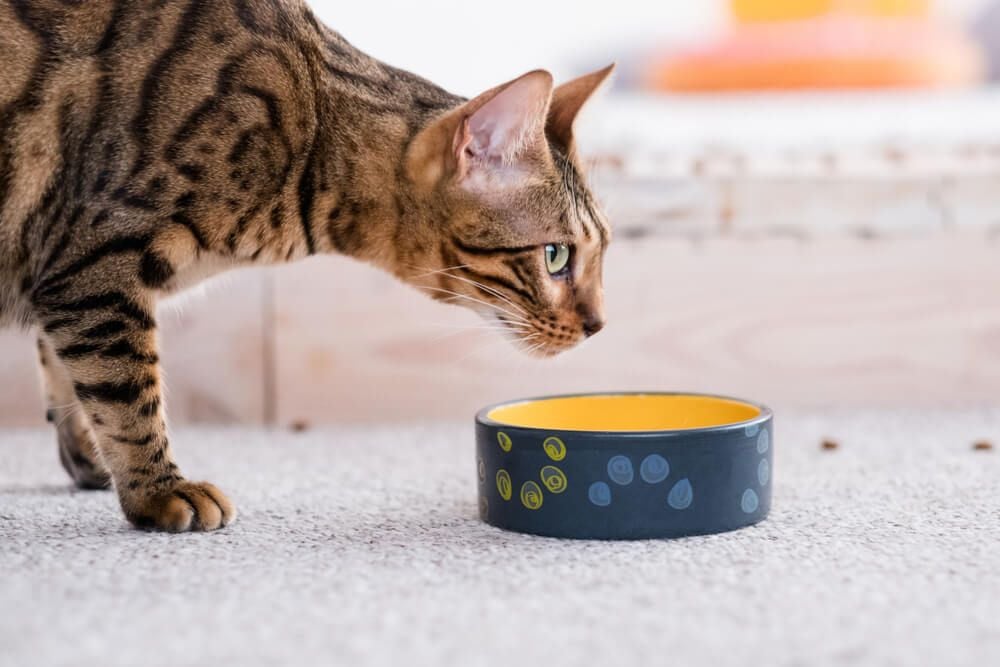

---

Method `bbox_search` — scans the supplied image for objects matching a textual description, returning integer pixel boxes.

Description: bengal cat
[0,0,613,532]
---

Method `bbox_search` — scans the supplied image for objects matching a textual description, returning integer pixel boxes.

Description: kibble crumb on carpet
[2,411,999,667]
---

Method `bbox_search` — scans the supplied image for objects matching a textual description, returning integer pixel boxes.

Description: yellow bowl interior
[487,394,761,432]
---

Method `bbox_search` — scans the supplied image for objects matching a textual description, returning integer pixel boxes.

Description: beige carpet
[1,411,999,666]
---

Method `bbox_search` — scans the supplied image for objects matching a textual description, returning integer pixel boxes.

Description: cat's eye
[544,243,571,275]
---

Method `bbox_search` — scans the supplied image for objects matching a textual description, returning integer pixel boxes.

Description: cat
[0,0,613,532]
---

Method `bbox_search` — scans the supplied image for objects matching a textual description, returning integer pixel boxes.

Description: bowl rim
[476,391,772,437]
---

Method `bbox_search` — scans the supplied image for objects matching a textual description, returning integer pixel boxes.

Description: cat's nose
[576,296,605,338]
[582,316,605,338]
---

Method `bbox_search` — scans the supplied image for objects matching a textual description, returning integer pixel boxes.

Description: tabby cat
[0,0,613,532]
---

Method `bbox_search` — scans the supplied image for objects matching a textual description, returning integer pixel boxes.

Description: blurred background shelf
[585,89,1000,240]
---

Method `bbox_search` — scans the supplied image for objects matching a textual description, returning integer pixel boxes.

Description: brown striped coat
[0,0,612,531]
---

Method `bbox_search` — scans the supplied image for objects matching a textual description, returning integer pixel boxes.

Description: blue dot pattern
[734,424,770,514]
[757,429,769,454]
[588,481,612,507]
[607,456,634,485]
[758,458,770,486]
[667,478,693,510]
[741,488,759,513]
[639,454,670,484]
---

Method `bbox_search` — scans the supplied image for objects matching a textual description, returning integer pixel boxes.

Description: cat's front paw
[125,481,236,532]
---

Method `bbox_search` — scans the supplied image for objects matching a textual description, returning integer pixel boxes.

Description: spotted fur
[0,0,612,532]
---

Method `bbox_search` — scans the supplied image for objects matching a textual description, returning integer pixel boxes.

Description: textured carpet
[1,411,999,667]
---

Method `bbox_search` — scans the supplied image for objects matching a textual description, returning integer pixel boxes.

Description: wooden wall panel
[0,271,266,426]
[156,271,267,424]
[0,330,43,426]
[272,233,1000,426]
[3,233,998,426]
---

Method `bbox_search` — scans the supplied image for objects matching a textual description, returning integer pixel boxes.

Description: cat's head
[405,66,614,357]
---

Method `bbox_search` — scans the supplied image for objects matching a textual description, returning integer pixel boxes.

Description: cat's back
[1,0,321,318]
[0,0,309,115]
[0,0,319,239]
[0,0,454,325]
[0,0,118,80]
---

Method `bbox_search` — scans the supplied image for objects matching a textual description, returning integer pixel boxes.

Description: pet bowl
[475,392,773,539]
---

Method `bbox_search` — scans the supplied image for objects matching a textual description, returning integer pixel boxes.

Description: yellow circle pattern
[520,481,544,510]
[540,466,567,494]
[497,431,513,452]
[496,469,512,500]
[542,436,566,461]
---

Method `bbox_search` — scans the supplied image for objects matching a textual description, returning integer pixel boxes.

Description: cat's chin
[514,336,580,359]
[493,322,561,358]
[529,347,566,359]
[483,312,583,358]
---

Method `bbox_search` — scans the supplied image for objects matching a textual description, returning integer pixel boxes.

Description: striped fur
[0,0,611,532]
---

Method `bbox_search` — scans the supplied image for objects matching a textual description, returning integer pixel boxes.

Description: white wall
[309,0,987,95]
[309,0,724,94]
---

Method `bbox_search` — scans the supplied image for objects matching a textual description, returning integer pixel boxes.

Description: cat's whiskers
[522,340,546,358]
[451,328,538,366]
[503,331,544,361]
[439,296,530,327]
[425,322,531,333]
[53,403,82,430]
[409,263,530,318]
[425,322,530,331]
[422,321,532,345]
[486,316,540,350]
[413,264,531,315]
[45,399,80,424]
[416,285,531,325]
[430,267,530,317]
[407,263,470,280]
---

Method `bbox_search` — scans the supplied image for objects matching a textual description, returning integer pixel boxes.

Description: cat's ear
[546,63,615,154]
[405,70,553,191]
[452,69,554,180]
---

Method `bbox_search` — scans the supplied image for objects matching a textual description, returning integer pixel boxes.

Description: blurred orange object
[731,0,929,22]
[647,15,984,92]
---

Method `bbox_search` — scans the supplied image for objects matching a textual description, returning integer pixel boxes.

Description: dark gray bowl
[475,392,773,539]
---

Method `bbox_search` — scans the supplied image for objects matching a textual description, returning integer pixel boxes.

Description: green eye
[544,243,570,275]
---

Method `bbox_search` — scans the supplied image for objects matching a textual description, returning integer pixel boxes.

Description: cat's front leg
[35,292,235,531]
[36,334,111,490]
